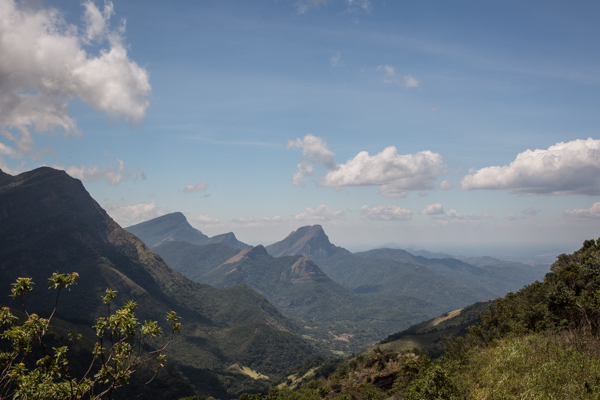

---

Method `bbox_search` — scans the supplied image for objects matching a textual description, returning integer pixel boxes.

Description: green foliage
[0,273,181,400]
[240,238,600,400]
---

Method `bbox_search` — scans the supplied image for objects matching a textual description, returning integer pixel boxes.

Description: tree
[0,272,181,399]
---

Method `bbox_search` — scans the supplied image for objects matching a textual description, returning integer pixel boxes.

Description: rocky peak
[265,225,350,259]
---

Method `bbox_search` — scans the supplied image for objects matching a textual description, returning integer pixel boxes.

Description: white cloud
[404,75,420,88]
[460,138,600,195]
[443,209,495,221]
[196,215,221,225]
[331,52,344,68]
[295,205,345,221]
[53,155,145,186]
[419,203,444,215]
[361,205,412,221]
[105,201,167,227]
[82,0,115,44]
[183,182,208,193]
[286,134,336,186]
[564,202,600,219]
[377,65,397,84]
[0,0,150,160]
[438,179,454,190]
[231,217,256,224]
[261,215,284,223]
[321,146,446,198]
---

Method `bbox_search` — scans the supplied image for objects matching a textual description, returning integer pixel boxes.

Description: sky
[1,0,599,262]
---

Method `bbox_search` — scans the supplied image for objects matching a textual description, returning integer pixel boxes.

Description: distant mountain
[404,247,456,259]
[265,225,351,259]
[154,240,439,354]
[0,167,318,397]
[265,226,547,313]
[126,212,250,250]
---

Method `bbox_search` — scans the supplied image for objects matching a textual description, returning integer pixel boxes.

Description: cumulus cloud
[419,203,444,215]
[439,180,454,190]
[196,215,221,225]
[377,65,397,84]
[564,202,600,219]
[0,0,150,163]
[53,155,145,186]
[460,138,600,195]
[295,205,345,221]
[404,75,420,88]
[105,201,167,226]
[321,146,446,198]
[183,182,208,193]
[361,205,412,221]
[286,134,336,186]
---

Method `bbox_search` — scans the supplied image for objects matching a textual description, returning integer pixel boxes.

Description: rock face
[0,167,318,378]
[265,225,350,259]
[126,212,250,250]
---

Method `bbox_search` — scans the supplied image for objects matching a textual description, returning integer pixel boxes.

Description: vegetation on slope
[237,238,600,400]
[0,167,320,398]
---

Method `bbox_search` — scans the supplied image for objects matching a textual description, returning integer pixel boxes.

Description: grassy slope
[237,238,600,400]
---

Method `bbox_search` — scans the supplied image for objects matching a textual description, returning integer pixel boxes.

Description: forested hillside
[241,238,600,400]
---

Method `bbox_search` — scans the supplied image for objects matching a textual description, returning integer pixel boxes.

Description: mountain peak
[126,213,250,250]
[126,212,209,247]
[265,225,349,259]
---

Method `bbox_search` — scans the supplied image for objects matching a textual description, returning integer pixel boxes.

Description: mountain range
[128,213,548,355]
[0,166,552,399]
[0,167,318,398]
[127,212,250,250]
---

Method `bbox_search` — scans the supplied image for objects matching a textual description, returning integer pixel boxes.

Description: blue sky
[1,0,600,261]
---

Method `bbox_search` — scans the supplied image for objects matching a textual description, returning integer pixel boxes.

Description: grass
[456,332,600,399]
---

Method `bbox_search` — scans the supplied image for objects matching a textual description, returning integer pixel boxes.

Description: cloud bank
[295,205,345,221]
[460,138,600,195]
[0,0,150,163]
[361,205,412,221]
[564,202,600,219]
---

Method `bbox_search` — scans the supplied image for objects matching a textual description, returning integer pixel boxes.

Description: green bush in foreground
[0,273,181,400]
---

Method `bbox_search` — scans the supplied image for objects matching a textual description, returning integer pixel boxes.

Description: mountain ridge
[126,212,250,250]
[0,167,320,396]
